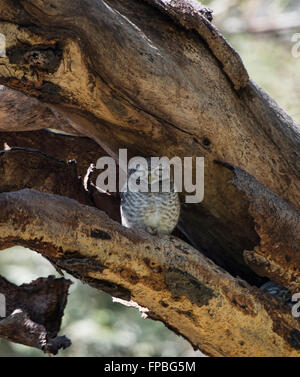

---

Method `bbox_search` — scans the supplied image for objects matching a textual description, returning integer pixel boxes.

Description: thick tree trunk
[0,0,299,356]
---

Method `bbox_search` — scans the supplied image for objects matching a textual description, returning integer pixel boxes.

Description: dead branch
[0,275,72,354]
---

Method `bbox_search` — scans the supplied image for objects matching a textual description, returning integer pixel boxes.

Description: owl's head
[127,157,172,192]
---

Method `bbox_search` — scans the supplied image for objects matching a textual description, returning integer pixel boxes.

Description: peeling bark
[226,163,300,292]
[0,275,72,354]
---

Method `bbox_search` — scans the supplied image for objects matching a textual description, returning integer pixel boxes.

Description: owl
[120,157,180,236]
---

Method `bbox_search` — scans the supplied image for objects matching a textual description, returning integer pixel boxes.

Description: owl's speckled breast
[120,190,180,236]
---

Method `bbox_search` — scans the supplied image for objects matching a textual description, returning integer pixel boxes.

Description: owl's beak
[148,173,151,184]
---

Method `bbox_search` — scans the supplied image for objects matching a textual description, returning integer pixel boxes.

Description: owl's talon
[146,226,157,235]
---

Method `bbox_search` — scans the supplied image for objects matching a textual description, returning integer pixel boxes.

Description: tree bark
[0,86,80,134]
[0,275,72,354]
[0,189,300,357]
[0,0,299,356]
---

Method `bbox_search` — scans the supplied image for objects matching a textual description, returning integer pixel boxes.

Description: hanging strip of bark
[0,275,72,354]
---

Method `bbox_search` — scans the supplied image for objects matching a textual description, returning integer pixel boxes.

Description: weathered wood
[0,128,107,177]
[0,0,298,286]
[144,0,249,89]
[0,146,120,221]
[0,189,299,357]
[0,147,91,204]
[0,0,299,356]
[0,86,80,134]
[0,275,71,354]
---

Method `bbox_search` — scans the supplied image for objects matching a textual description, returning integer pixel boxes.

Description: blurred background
[0,0,299,357]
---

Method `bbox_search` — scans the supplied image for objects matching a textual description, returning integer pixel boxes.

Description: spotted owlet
[120,157,180,236]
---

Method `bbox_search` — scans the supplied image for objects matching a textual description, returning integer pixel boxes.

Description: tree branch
[0,147,120,222]
[0,128,108,178]
[144,0,249,89]
[0,145,298,290]
[0,0,299,356]
[0,275,72,354]
[0,86,80,135]
[0,0,298,248]
[0,189,299,357]
[0,147,91,204]
[215,161,300,292]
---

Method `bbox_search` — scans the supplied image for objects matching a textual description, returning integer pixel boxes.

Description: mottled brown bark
[0,147,91,204]
[0,86,80,134]
[0,0,298,287]
[0,128,107,178]
[0,146,120,221]
[144,0,249,89]
[0,189,299,357]
[0,275,71,354]
[0,0,298,356]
